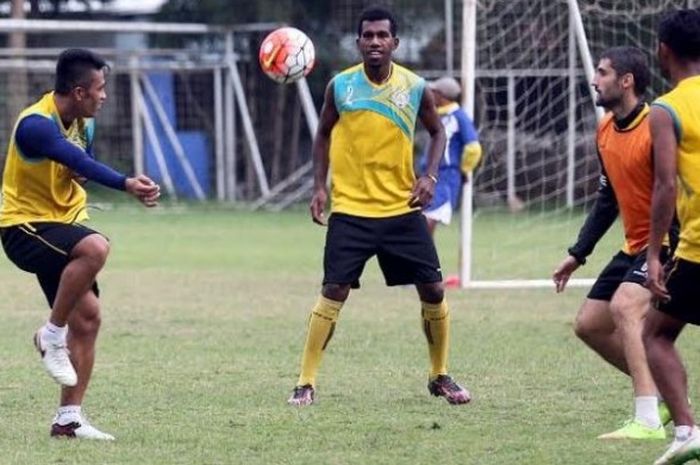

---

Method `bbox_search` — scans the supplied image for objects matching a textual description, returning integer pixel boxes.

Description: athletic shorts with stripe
[0,222,101,307]
[588,247,670,301]
[657,257,700,325]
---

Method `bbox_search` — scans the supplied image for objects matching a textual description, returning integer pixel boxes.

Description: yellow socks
[422,299,450,378]
[296,297,449,385]
[296,296,343,387]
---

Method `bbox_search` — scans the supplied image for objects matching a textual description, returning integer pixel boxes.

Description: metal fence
[0,18,318,204]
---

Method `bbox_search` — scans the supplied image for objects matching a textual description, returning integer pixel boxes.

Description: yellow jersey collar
[362,62,394,89]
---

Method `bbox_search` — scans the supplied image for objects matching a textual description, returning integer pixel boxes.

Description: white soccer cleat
[654,426,700,465]
[51,415,115,440]
[34,329,77,387]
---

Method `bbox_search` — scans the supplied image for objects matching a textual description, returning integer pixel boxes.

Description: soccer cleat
[597,419,666,440]
[34,329,77,387]
[654,427,700,465]
[287,384,315,406]
[51,416,115,440]
[427,374,471,405]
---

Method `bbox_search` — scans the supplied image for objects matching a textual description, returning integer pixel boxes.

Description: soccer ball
[259,27,315,84]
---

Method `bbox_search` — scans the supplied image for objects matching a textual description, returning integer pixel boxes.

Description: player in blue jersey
[419,76,482,235]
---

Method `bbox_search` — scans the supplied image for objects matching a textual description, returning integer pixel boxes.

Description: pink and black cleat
[287,384,315,406]
[428,374,471,405]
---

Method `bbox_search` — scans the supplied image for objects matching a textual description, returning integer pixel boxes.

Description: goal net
[461,0,688,287]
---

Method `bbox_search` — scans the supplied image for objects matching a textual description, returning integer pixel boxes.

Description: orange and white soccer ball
[259,27,315,84]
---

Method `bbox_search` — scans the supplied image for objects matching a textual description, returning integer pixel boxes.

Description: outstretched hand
[408,176,436,208]
[125,175,160,207]
[552,255,580,293]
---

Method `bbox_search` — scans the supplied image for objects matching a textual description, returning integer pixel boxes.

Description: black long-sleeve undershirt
[568,163,619,265]
[15,114,127,191]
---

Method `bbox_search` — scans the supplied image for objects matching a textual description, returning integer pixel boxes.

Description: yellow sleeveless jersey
[0,92,94,226]
[329,63,425,217]
[653,76,700,263]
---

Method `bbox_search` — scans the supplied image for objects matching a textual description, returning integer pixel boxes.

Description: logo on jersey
[632,261,649,279]
[390,89,409,109]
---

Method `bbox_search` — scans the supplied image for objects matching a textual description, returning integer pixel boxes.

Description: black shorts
[657,257,700,325]
[323,211,442,288]
[0,222,101,307]
[588,248,669,301]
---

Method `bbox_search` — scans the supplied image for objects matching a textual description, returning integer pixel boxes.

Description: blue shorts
[425,168,462,212]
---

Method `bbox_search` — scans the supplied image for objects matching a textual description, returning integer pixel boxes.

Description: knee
[71,304,101,338]
[73,235,110,269]
[322,283,351,302]
[573,312,596,342]
[417,282,444,304]
[609,299,636,328]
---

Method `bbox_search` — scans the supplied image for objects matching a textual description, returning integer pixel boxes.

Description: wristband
[426,174,438,183]
[567,248,586,266]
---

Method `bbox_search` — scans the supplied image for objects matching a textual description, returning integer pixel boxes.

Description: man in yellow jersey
[0,49,159,440]
[287,6,470,406]
[643,9,700,465]
[553,47,674,440]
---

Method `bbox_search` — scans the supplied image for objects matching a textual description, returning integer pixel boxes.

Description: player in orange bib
[553,47,676,440]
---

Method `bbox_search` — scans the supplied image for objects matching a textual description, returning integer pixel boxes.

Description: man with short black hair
[0,48,160,440]
[287,7,470,407]
[643,8,700,464]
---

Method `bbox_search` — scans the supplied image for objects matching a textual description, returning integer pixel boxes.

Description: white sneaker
[34,328,77,387]
[51,413,115,440]
[654,426,700,465]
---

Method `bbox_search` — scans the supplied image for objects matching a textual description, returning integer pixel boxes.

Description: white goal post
[457,0,686,289]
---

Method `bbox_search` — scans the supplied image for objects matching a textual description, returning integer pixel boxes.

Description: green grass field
[0,205,697,465]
